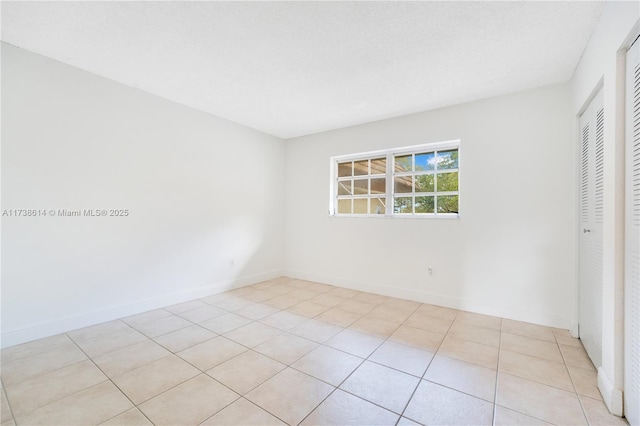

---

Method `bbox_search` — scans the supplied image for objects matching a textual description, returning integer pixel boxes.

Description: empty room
[1,1,639,425]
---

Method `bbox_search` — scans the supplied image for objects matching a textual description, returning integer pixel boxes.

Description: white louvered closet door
[625,35,640,426]
[579,87,604,369]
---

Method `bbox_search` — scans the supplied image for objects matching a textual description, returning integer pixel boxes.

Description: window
[335,157,387,215]
[330,140,460,217]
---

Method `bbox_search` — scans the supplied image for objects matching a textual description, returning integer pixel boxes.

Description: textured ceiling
[1,1,603,139]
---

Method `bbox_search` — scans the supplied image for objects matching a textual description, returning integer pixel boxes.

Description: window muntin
[331,141,459,217]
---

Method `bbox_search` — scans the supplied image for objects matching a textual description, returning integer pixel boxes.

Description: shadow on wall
[458,220,570,328]
[0,214,267,348]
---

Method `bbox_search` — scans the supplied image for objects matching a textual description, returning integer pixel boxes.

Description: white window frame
[329,139,461,218]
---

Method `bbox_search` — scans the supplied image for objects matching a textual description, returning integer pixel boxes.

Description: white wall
[1,43,285,348]
[570,0,639,416]
[285,84,575,329]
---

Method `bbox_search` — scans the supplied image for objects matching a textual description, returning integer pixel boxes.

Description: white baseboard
[1,270,283,349]
[597,367,624,417]
[2,268,574,349]
[284,270,572,329]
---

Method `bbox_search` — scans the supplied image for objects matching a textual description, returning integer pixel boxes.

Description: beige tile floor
[0,277,629,426]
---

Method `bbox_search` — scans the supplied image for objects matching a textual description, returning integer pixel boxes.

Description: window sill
[329,214,461,219]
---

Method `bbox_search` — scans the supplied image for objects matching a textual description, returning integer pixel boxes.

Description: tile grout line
[395,307,461,426]
[74,303,273,423]
[496,357,599,396]
[63,331,157,426]
[491,319,503,426]
[499,344,569,366]
[5,279,598,426]
[107,331,264,425]
[66,318,152,360]
[214,282,360,425]
[196,396,289,426]
[556,333,592,425]
[157,346,269,426]
[493,327,558,426]
[497,322,602,396]
[167,296,347,426]
[3,280,299,425]
[294,329,385,424]
[3,338,114,425]
[297,300,422,425]
[1,378,18,426]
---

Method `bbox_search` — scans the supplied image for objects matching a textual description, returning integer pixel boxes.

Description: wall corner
[597,366,624,417]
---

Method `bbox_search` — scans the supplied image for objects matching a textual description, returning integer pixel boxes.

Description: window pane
[394,197,412,214]
[354,159,368,176]
[354,198,368,214]
[437,172,458,191]
[371,157,386,175]
[415,196,434,213]
[354,179,368,195]
[414,174,434,192]
[415,152,435,171]
[371,197,385,214]
[394,176,412,193]
[395,155,412,172]
[338,162,352,177]
[338,180,352,195]
[437,195,458,213]
[338,199,351,214]
[371,178,386,194]
[437,150,458,170]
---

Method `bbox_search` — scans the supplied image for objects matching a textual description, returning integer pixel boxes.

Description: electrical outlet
[428,267,433,276]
